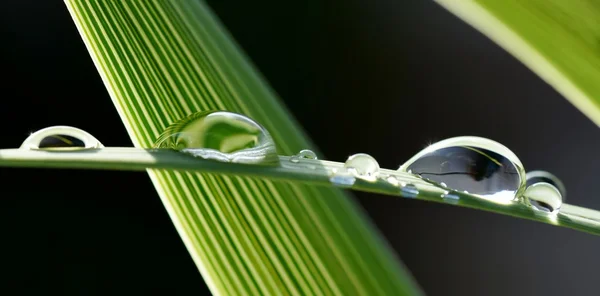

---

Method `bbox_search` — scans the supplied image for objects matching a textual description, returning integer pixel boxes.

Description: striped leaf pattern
[64,1,420,295]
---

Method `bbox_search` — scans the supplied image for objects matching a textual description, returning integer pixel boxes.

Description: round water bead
[21,126,104,151]
[344,153,380,182]
[290,149,317,163]
[526,170,566,200]
[524,182,562,213]
[154,110,278,165]
[399,136,525,203]
[297,149,317,159]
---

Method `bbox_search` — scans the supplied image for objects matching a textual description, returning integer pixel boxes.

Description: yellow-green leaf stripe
[64,1,420,295]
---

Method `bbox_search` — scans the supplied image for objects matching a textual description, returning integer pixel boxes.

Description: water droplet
[526,170,566,200]
[400,183,419,198]
[387,176,399,186]
[329,173,356,187]
[442,191,460,204]
[154,111,278,165]
[297,149,317,159]
[344,153,380,182]
[21,126,103,151]
[290,149,317,163]
[524,182,562,213]
[399,136,525,204]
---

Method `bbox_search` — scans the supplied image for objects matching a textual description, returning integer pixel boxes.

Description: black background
[1,1,599,295]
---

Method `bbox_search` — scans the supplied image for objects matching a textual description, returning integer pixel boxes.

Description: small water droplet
[154,111,278,165]
[526,170,566,200]
[400,183,419,198]
[442,191,460,204]
[441,190,449,198]
[344,153,380,182]
[387,176,399,186]
[399,136,525,204]
[329,173,356,187]
[20,126,103,151]
[524,182,563,213]
[297,149,317,160]
[290,149,317,164]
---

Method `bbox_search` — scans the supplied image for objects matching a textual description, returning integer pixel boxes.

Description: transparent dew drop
[400,183,419,198]
[442,191,460,204]
[297,149,317,159]
[290,149,317,163]
[154,111,278,165]
[387,176,399,186]
[524,182,563,213]
[526,170,566,201]
[329,173,356,187]
[399,136,525,204]
[344,153,380,182]
[20,126,104,151]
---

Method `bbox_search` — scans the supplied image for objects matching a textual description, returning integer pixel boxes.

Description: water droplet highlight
[344,153,380,182]
[399,136,525,204]
[154,111,278,165]
[20,126,103,151]
[524,182,562,213]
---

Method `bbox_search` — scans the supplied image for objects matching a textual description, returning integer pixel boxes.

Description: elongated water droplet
[329,173,356,187]
[21,126,103,151]
[399,136,525,204]
[526,170,566,200]
[524,182,562,213]
[442,191,460,204]
[154,111,278,165]
[344,153,380,182]
[401,183,419,198]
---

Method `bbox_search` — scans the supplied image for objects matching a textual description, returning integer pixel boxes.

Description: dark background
[1,1,599,295]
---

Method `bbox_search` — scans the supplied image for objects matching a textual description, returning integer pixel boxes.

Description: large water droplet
[154,111,278,165]
[524,182,562,213]
[399,136,525,204]
[21,126,104,151]
[344,153,380,182]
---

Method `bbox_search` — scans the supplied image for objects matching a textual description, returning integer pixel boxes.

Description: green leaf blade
[436,0,600,125]
[64,1,420,295]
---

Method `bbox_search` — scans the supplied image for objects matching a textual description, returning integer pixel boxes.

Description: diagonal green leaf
[63,1,421,295]
[435,0,600,125]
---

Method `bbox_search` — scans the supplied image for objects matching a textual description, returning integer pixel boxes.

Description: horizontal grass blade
[2,147,600,236]
[64,1,421,295]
